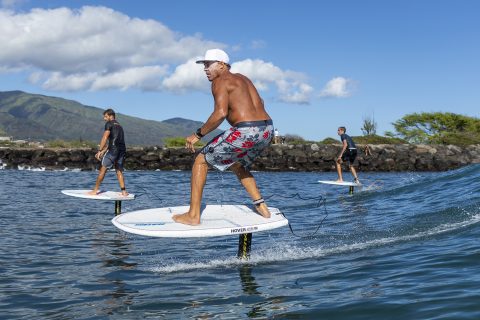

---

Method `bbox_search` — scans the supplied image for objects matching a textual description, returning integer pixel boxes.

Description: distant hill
[0,91,221,146]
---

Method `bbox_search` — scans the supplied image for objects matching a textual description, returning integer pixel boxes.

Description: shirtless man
[88,108,128,196]
[173,49,274,225]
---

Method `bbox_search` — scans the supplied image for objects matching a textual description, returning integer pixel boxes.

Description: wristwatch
[195,128,204,138]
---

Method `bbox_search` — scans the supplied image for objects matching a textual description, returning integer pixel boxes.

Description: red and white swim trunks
[201,119,274,171]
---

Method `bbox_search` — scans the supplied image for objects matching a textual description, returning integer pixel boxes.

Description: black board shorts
[102,150,126,171]
[341,148,357,164]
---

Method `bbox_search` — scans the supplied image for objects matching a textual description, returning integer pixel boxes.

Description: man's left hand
[95,150,106,161]
[185,134,199,153]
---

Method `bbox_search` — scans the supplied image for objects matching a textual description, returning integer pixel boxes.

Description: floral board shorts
[201,119,274,171]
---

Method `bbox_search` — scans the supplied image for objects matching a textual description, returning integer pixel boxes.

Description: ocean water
[1,165,480,319]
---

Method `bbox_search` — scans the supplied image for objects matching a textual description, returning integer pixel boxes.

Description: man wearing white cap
[173,49,274,225]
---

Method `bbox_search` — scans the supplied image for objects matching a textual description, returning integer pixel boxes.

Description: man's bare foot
[121,191,129,196]
[255,202,271,219]
[87,190,99,195]
[335,179,343,183]
[172,212,201,225]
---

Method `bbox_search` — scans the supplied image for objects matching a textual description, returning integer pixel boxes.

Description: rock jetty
[1,144,479,171]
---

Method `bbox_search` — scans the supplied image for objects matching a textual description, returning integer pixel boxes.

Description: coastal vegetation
[45,139,97,148]
[386,112,480,146]
[163,137,204,148]
[317,112,479,146]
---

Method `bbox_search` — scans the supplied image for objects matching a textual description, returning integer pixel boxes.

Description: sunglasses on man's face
[203,61,218,68]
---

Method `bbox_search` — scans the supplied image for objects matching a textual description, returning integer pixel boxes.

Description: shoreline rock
[1,144,479,172]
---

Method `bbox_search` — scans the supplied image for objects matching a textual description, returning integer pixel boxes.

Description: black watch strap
[196,128,204,138]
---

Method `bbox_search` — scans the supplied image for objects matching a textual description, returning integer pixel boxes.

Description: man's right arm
[338,139,348,160]
[185,80,229,152]
[200,80,229,135]
[96,130,110,160]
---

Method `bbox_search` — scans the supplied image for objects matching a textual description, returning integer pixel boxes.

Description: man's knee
[194,153,208,166]
[231,163,251,179]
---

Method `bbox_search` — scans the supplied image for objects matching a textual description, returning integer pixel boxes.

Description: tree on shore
[361,114,377,136]
[388,112,480,145]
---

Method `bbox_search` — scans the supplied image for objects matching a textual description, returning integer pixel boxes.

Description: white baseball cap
[196,49,230,64]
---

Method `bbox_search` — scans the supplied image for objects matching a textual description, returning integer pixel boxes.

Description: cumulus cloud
[0,6,221,71]
[0,6,221,90]
[0,5,346,104]
[319,77,353,98]
[162,59,208,93]
[232,59,313,104]
[30,66,169,91]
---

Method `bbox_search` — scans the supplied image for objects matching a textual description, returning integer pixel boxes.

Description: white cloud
[162,58,208,93]
[232,59,313,104]
[319,77,353,98]
[31,66,169,91]
[0,5,337,104]
[0,6,221,89]
[0,6,221,71]
[42,72,97,92]
[91,66,169,91]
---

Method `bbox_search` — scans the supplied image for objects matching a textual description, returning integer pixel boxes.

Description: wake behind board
[61,189,135,201]
[111,204,288,238]
[318,180,362,187]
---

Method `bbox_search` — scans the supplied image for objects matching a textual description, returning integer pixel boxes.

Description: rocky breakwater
[1,144,479,171]
[260,143,480,171]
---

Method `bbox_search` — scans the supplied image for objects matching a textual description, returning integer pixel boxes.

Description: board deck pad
[318,180,362,187]
[111,204,288,238]
[61,189,135,201]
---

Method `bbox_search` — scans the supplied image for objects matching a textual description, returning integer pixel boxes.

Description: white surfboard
[111,204,288,238]
[61,189,135,201]
[318,180,362,187]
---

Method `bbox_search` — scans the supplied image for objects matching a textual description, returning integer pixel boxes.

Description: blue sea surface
[1,165,480,319]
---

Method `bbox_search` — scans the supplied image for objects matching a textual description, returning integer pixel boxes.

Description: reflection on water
[239,264,260,295]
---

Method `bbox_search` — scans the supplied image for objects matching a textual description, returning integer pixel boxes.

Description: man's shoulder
[213,72,245,90]
[105,120,121,129]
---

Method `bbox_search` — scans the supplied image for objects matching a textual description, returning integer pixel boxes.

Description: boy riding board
[172,49,274,225]
[336,126,360,184]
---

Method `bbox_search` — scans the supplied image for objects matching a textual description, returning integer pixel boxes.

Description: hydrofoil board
[111,204,288,238]
[318,180,362,187]
[62,189,135,201]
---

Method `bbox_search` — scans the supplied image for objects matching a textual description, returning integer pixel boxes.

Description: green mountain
[0,91,220,146]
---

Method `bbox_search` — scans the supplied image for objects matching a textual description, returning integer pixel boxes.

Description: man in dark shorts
[88,108,128,196]
[336,126,360,184]
[172,49,274,225]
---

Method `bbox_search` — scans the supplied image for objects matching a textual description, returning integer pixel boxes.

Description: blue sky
[1,0,479,141]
